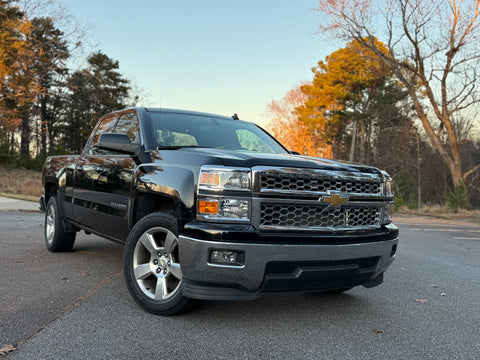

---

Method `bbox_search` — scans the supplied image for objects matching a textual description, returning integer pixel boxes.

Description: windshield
[148,111,288,154]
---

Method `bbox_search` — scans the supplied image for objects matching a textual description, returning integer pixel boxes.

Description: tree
[0,0,32,153]
[88,52,130,123]
[0,0,28,104]
[29,16,69,155]
[296,38,396,162]
[62,51,131,153]
[266,85,332,157]
[315,0,480,189]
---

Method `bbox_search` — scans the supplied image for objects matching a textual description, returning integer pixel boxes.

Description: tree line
[0,0,135,168]
[267,0,480,209]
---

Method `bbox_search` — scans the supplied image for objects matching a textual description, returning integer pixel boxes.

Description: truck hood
[180,148,381,174]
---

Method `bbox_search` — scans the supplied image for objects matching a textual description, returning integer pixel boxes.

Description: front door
[73,112,141,241]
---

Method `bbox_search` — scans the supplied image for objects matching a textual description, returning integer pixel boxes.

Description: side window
[89,116,118,155]
[114,112,140,143]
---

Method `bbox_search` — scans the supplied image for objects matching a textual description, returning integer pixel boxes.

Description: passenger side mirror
[98,133,140,155]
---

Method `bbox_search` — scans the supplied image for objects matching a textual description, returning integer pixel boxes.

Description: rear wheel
[44,196,76,252]
[123,212,195,315]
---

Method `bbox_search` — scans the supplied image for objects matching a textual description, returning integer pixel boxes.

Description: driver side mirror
[98,133,140,155]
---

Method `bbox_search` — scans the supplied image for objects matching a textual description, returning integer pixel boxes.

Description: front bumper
[178,224,399,300]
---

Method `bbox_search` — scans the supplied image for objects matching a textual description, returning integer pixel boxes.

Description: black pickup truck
[40,107,398,315]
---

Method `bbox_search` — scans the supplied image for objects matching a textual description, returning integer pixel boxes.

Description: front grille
[260,203,381,230]
[253,167,386,232]
[261,174,381,194]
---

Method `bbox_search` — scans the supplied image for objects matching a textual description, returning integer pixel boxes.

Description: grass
[0,166,42,200]
[0,192,38,202]
[396,204,480,220]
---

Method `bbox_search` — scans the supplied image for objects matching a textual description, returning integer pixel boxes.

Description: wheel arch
[44,181,58,205]
[130,166,197,231]
[131,192,180,230]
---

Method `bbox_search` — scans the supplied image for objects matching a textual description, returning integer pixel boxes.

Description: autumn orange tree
[266,85,332,157]
[296,38,399,162]
[0,0,33,139]
[315,0,480,193]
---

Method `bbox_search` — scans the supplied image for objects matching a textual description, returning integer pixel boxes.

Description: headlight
[197,166,251,223]
[381,171,394,197]
[382,204,393,225]
[199,166,250,191]
[384,180,394,197]
[380,171,394,225]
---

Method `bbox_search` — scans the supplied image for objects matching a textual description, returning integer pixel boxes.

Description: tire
[44,196,76,252]
[123,212,195,315]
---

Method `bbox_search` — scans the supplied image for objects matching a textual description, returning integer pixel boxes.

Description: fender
[130,163,197,230]
[42,155,78,220]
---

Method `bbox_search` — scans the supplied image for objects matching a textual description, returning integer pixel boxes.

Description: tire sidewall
[44,196,75,252]
[123,212,189,315]
[45,197,60,251]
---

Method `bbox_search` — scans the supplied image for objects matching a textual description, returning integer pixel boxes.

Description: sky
[63,0,343,128]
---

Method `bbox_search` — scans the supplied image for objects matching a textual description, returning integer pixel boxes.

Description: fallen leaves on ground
[415,299,428,304]
[0,344,16,355]
[81,272,89,277]
[373,329,383,334]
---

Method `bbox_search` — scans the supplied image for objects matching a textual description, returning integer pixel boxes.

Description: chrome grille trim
[252,166,384,199]
[261,174,380,194]
[250,166,388,232]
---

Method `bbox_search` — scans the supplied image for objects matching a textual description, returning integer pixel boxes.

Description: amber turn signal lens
[198,201,218,214]
[200,172,219,186]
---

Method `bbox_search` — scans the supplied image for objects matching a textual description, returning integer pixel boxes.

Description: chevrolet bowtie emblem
[322,194,349,206]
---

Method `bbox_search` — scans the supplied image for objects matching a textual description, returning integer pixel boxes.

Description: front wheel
[123,212,195,315]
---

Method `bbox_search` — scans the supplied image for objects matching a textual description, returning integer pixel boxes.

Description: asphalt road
[1,212,479,359]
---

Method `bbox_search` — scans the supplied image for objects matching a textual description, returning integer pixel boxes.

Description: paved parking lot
[1,212,479,359]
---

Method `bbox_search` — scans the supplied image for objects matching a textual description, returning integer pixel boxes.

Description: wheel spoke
[164,231,177,253]
[139,232,157,254]
[154,277,168,300]
[134,263,152,280]
[169,262,182,280]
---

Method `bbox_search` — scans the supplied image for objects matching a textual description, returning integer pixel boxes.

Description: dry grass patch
[397,205,480,220]
[0,166,42,198]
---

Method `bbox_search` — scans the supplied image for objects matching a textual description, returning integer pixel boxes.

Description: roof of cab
[142,107,238,121]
